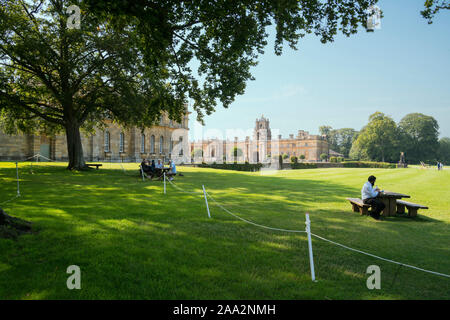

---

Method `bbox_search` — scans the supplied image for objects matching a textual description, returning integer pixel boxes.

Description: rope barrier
[0,161,21,207]
[32,154,56,162]
[205,191,306,234]
[310,232,450,278]
[167,178,203,195]
[1,153,59,207]
[2,159,448,280]
[202,188,450,279]
[0,194,20,206]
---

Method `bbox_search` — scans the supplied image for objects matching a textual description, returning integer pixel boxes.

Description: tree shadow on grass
[0,165,449,300]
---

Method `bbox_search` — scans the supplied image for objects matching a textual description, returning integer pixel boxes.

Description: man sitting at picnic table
[155,159,163,169]
[361,175,385,220]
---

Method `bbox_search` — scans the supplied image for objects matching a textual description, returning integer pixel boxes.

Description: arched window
[179,136,183,156]
[170,140,173,153]
[159,136,164,154]
[104,131,110,152]
[150,135,155,153]
[119,133,125,153]
[211,148,215,158]
[141,134,145,153]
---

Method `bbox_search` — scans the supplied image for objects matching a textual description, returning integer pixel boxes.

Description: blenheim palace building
[0,112,190,163]
[190,115,329,163]
[0,114,328,163]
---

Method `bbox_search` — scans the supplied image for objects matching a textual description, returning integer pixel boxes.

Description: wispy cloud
[240,84,307,103]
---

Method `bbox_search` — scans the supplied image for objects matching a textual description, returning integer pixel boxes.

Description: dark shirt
[141,161,152,173]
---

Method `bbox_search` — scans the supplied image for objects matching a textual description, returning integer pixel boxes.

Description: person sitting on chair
[156,159,163,169]
[361,175,385,220]
[167,160,176,181]
[150,159,155,171]
[141,159,152,174]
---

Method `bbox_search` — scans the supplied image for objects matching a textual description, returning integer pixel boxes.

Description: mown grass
[0,162,449,300]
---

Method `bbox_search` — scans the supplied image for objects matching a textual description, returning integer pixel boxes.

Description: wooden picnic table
[87,163,102,170]
[154,167,174,180]
[378,191,410,217]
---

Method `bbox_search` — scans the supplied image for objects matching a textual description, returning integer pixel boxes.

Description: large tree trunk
[65,121,87,170]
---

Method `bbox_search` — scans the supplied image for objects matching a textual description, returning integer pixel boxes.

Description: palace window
[151,135,155,153]
[141,134,145,153]
[104,131,110,152]
[119,133,125,153]
[179,137,183,156]
[159,136,164,154]
[170,140,173,153]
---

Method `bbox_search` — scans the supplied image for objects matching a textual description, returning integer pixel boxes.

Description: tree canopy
[438,137,450,164]
[84,0,385,123]
[0,0,185,169]
[1,0,447,169]
[350,112,400,162]
[421,0,450,23]
[398,113,440,163]
[319,126,358,158]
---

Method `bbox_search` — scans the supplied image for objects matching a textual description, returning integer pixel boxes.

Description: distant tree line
[321,112,450,164]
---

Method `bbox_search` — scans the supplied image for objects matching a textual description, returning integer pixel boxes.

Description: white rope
[205,191,306,234]
[15,154,56,162]
[1,162,22,206]
[167,179,203,195]
[310,233,450,278]
[204,189,450,279]
[34,154,56,162]
[0,194,20,206]
[23,154,39,161]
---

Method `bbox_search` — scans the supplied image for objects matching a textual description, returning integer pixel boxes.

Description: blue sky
[188,0,450,141]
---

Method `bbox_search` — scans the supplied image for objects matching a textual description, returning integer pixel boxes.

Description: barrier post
[305,213,316,282]
[202,185,211,218]
[16,162,20,196]
[164,172,166,194]
[140,166,145,181]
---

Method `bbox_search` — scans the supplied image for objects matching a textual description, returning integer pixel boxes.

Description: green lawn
[0,162,449,299]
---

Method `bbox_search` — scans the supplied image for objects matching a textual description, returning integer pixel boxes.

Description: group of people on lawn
[140,158,178,180]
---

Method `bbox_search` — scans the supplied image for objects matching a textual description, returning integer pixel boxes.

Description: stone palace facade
[190,116,329,163]
[0,112,190,163]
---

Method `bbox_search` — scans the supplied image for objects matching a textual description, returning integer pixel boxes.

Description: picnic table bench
[347,192,428,218]
[87,163,102,170]
[346,198,371,215]
[396,200,428,217]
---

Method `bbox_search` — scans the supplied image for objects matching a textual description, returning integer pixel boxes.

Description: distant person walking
[361,175,385,220]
